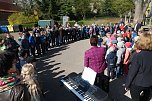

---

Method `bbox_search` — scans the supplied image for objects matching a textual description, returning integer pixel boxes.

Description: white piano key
[61,80,85,101]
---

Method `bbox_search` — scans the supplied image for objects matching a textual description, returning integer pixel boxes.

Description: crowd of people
[0,19,151,101]
[84,20,152,101]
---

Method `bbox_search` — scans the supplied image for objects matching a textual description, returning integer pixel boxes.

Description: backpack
[106,51,117,67]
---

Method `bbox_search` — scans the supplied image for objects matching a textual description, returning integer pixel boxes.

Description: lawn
[80,17,120,26]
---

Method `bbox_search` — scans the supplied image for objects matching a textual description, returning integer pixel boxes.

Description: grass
[79,17,120,26]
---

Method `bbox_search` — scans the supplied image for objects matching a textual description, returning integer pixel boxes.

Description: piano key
[61,76,109,101]
[84,94,89,99]
[72,85,77,88]
[75,88,79,91]
[81,93,85,97]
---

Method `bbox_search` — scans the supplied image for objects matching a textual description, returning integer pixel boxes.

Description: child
[21,64,44,101]
[123,42,132,75]
[106,46,117,80]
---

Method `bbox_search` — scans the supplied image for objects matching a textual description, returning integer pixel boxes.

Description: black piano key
[84,94,88,98]
[77,90,83,94]
[75,88,79,92]
[88,97,91,101]
[62,76,109,101]
[81,93,85,97]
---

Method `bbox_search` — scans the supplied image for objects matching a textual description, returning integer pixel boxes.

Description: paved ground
[10,32,152,101]
[35,39,132,101]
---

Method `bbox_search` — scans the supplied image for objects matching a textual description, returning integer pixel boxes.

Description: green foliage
[8,12,38,25]
[22,23,37,29]
[35,0,60,20]
[58,0,74,16]
[102,0,115,16]
[15,0,135,21]
[91,0,105,15]
[112,0,134,17]
[74,0,91,19]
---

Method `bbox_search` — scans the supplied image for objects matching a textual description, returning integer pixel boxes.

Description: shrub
[8,12,38,25]
[22,23,37,30]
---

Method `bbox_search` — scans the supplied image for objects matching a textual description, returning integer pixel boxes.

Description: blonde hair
[102,38,107,46]
[21,63,42,101]
[135,33,152,51]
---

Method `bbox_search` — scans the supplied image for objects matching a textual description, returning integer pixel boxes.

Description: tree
[34,0,60,20]
[112,0,134,17]
[90,0,104,15]
[102,0,115,16]
[13,0,35,16]
[133,0,151,23]
[8,12,38,25]
[58,0,74,19]
[73,0,91,19]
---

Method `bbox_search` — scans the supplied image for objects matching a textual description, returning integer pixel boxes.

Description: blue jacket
[29,36,35,46]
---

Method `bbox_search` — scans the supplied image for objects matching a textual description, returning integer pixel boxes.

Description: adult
[134,21,141,33]
[5,33,20,57]
[125,33,152,101]
[84,35,107,91]
[0,51,30,101]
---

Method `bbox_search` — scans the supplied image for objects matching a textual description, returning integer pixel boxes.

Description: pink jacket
[84,46,107,73]
[123,48,131,64]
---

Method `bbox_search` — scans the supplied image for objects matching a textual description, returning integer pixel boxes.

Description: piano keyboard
[61,76,109,101]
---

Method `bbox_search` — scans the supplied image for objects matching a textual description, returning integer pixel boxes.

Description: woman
[84,35,108,92]
[21,63,44,101]
[125,33,152,101]
[0,51,30,101]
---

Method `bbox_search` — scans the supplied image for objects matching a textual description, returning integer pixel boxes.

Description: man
[84,35,108,92]
[134,21,141,33]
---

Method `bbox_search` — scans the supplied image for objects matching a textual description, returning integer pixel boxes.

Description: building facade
[0,0,20,25]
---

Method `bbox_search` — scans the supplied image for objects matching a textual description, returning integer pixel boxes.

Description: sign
[63,16,69,27]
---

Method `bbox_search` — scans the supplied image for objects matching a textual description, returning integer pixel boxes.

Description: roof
[0,0,13,3]
[0,1,20,13]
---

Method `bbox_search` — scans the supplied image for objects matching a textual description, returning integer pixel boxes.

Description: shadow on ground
[109,76,152,101]
[109,77,131,101]
[36,45,77,101]
[36,44,134,101]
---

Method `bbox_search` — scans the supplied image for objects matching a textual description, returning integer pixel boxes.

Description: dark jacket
[0,84,31,101]
[5,38,20,50]
[125,50,152,88]
[21,39,30,50]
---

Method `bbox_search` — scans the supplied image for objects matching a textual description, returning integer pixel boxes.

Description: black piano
[60,74,111,101]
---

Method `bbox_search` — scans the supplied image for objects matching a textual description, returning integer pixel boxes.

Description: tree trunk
[83,14,86,20]
[133,0,143,23]
[133,0,151,24]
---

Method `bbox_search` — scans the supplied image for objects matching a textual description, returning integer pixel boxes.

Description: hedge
[22,23,37,29]
[8,12,38,25]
